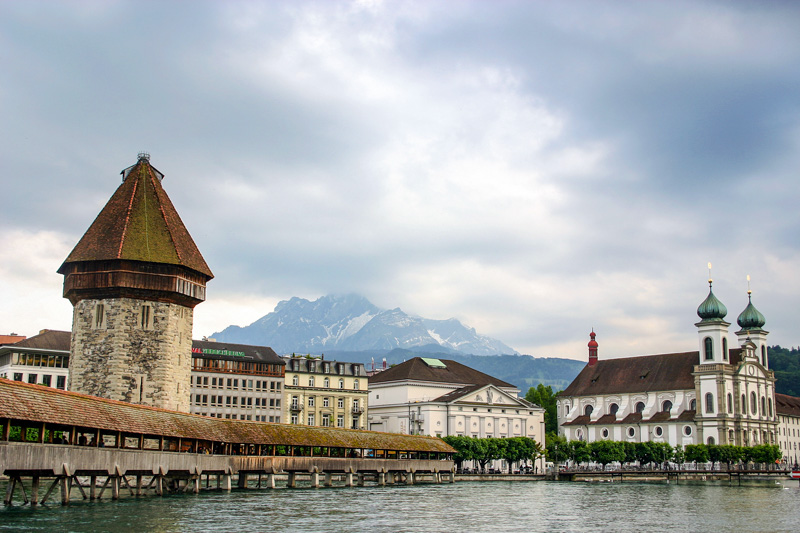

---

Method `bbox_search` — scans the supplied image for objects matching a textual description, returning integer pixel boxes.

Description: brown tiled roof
[645,411,672,423]
[591,414,617,425]
[561,351,704,397]
[10,330,70,351]
[563,414,591,426]
[620,412,643,424]
[0,378,452,452]
[776,393,800,418]
[368,357,514,388]
[59,158,213,279]
[192,340,284,364]
[676,409,696,421]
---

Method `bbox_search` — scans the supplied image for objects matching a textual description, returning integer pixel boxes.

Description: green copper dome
[737,294,766,330]
[697,283,727,320]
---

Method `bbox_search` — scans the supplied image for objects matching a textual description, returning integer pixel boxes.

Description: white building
[0,330,70,390]
[558,281,790,455]
[368,357,545,470]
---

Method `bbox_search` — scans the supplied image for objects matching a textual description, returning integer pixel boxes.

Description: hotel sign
[192,347,246,357]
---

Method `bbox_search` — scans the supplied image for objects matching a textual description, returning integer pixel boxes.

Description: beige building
[282,356,368,429]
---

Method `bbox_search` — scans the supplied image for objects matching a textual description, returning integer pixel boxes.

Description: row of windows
[291,396,361,409]
[93,303,154,330]
[703,337,767,366]
[192,359,283,377]
[6,353,69,368]
[708,391,773,417]
[6,373,66,389]
[287,359,363,376]
[289,413,352,428]
[193,395,282,408]
[197,413,277,421]
[191,376,282,391]
[290,375,361,390]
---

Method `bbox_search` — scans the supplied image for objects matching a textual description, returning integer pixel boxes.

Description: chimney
[588,330,599,367]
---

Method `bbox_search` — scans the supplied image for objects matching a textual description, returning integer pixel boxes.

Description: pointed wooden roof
[58,156,213,279]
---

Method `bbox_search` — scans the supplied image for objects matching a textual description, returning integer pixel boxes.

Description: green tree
[525,384,560,434]
[673,444,686,467]
[545,433,569,464]
[569,440,591,466]
[685,444,710,466]
[589,440,625,469]
[623,441,637,465]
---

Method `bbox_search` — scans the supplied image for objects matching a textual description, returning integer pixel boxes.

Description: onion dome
[697,282,727,320]
[588,330,598,349]
[737,293,766,330]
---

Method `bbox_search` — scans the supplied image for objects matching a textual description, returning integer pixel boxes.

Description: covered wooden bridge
[0,378,455,505]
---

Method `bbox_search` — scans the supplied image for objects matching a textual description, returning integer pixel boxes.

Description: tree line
[545,434,783,470]
[441,435,543,473]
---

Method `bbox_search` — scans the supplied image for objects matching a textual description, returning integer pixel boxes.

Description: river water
[1,480,797,532]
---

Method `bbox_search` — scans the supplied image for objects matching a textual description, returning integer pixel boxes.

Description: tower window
[727,393,733,414]
[750,392,757,415]
[722,338,728,361]
[140,305,153,330]
[93,303,105,329]
[705,393,714,414]
[761,346,766,366]
[704,337,713,360]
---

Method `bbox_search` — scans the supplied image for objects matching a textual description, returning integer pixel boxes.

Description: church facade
[557,280,783,451]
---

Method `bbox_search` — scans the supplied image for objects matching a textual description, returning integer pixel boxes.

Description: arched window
[750,392,757,414]
[761,346,766,366]
[292,375,299,386]
[728,429,734,442]
[707,436,715,445]
[308,376,315,387]
[353,379,359,390]
[338,379,345,389]
[662,400,673,413]
[609,403,619,416]
[722,338,728,361]
[727,393,733,414]
[690,399,696,411]
[761,396,766,416]
[564,403,570,415]
[323,377,330,388]
[705,393,714,414]
[769,398,773,418]
[704,337,713,360]
[635,402,645,413]
[584,405,594,416]
[741,394,747,414]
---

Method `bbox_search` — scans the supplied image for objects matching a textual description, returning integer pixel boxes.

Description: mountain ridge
[212,293,518,356]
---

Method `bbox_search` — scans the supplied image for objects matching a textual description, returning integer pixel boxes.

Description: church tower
[695,274,730,365]
[736,279,769,368]
[58,154,213,412]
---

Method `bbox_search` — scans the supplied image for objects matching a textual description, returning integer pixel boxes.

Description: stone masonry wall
[69,298,193,412]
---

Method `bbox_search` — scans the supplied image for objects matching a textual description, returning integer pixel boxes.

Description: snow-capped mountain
[211,294,518,356]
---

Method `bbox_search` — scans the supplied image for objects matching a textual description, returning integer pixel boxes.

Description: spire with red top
[588,329,598,367]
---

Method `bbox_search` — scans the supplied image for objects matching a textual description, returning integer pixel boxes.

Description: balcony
[351,406,364,415]
[290,402,304,412]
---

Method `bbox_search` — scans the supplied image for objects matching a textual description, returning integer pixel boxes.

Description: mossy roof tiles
[59,158,212,279]
[0,378,452,452]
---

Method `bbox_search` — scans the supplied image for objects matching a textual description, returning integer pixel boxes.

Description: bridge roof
[0,378,452,453]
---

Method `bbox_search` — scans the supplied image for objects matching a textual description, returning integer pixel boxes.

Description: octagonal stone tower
[58,154,213,412]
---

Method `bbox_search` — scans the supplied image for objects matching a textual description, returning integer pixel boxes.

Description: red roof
[59,157,212,279]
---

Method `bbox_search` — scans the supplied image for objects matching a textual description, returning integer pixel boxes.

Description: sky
[2,0,799,361]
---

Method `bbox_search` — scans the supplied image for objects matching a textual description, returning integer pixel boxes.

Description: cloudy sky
[2,0,799,360]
